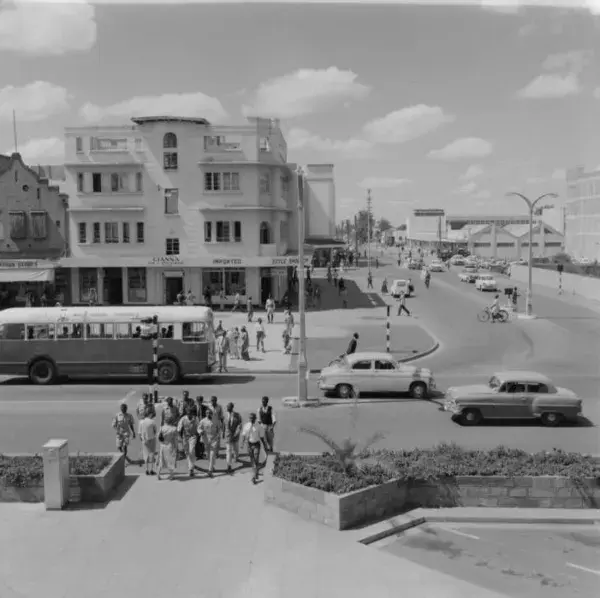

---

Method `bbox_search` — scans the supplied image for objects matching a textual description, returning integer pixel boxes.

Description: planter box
[0,453,125,504]
[266,471,600,530]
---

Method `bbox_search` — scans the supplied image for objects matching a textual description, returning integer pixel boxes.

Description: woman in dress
[239,326,250,361]
[157,415,179,480]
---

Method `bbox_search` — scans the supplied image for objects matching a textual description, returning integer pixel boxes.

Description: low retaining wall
[0,453,125,504]
[266,473,600,530]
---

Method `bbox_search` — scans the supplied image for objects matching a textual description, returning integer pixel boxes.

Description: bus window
[115,323,132,339]
[2,323,25,340]
[56,325,73,340]
[132,325,143,338]
[160,324,174,339]
[72,324,83,339]
[27,324,56,340]
[182,322,206,342]
[86,323,113,339]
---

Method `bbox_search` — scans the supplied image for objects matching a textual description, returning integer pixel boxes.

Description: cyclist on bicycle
[490,294,501,322]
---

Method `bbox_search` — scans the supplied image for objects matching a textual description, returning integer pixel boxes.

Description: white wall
[304,164,335,238]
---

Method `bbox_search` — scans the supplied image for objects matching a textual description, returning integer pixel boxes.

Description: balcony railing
[204,140,242,152]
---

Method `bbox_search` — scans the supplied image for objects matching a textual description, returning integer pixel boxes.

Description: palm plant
[297,387,387,474]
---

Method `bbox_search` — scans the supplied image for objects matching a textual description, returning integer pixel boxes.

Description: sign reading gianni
[149,256,183,266]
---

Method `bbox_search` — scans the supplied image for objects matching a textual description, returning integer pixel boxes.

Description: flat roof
[131,116,211,126]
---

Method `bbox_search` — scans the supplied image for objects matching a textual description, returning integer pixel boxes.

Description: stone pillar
[491,223,497,259]
[122,267,128,304]
[96,268,104,305]
[43,439,70,510]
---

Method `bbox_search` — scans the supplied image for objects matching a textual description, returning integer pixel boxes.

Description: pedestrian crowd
[111,392,276,484]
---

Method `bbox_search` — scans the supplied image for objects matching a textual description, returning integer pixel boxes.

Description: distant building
[0,153,69,307]
[406,209,445,244]
[564,166,600,260]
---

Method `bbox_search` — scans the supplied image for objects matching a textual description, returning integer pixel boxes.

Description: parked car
[450,256,466,266]
[475,274,498,292]
[444,371,582,426]
[429,261,445,272]
[318,352,436,399]
[458,266,479,283]
[390,279,411,297]
[408,260,421,270]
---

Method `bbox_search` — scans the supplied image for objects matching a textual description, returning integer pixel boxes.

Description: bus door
[181,321,210,375]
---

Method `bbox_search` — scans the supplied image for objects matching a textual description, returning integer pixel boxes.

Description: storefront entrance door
[165,275,183,305]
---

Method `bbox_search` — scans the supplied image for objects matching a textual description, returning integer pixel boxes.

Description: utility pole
[297,168,308,402]
[354,213,359,254]
[367,189,373,276]
[12,110,18,154]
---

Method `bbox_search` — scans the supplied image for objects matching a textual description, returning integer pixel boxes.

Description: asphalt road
[1,252,599,455]
[380,522,600,598]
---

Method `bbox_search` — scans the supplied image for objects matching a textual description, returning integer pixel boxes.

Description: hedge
[0,454,112,488]
[272,444,600,495]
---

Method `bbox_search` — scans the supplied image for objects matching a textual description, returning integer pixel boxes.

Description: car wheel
[540,412,563,427]
[336,383,354,399]
[157,358,180,384]
[460,408,482,426]
[29,358,57,385]
[410,382,428,399]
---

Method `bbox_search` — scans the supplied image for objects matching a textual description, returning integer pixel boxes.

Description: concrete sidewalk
[0,470,511,598]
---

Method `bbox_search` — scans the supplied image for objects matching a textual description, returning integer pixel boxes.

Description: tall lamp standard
[296,167,308,402]
[506,192,558,318]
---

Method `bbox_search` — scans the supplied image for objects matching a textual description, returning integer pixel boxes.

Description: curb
[358,511,600,545]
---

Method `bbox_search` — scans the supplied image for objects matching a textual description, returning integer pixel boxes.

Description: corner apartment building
[564,166,600,260]
[0,153,69,307]
[58,116,335,306]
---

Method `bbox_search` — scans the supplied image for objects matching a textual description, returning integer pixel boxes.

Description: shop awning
[0,268,55,283]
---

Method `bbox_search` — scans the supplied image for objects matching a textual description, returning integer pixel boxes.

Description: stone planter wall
[266,473,600,530]
[0,453,125,504]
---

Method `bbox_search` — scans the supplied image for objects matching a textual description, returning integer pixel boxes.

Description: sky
[1,0,600,227]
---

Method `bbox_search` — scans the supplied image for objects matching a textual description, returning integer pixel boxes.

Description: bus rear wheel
[157,358,180,385]
[29,359,57,385]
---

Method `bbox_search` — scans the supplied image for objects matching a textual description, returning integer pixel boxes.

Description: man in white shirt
[138,408,157,475]
[241,412,267,484]
[265,295,275,323]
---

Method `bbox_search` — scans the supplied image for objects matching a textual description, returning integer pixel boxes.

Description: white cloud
[0,81,71,123]
[79,92,228,123]
[9,137,65,164]
[516,73,581,99]
[286,128,373,158]
[242,67,370,119]
[363,105,455,144]
[0,0,96,56]
[551,168,566,180]
[526,176,546,184]
[428,137,493,160]
[358,177,411,189]
[454,181,478,195]
[460,164,484,180]
[543,50,589,73]
[481,0,600,14]
[472,189,492,200]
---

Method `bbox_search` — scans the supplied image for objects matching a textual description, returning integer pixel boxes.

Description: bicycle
[477,306,509,323]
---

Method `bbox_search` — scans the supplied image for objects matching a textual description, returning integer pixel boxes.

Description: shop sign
[212,258,244,267]
[271,256,311,267]
[0,260,42,269]
[149,256,183,266]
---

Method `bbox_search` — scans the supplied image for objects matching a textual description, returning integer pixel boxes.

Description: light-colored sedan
[458,266,479,282]
[475,274,498,291]
[390,279,411,297]
[444,371,582,427]
[318,351,435,399]
[429,261,445,272]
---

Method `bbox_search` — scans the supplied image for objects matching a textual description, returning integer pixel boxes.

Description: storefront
[58,254,312,306]
[0,259,60,308]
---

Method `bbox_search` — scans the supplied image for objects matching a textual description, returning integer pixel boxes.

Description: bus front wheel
[157,358,180,385]
[29,359,57,385]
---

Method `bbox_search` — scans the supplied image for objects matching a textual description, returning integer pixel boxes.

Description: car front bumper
[317,377,336,391]
[444,399,461,414]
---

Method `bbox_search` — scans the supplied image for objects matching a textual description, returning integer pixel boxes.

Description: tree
[354,209,375,244]
[378,218,393,232]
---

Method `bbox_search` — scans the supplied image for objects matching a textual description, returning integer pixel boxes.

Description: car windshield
[488,376,501,389]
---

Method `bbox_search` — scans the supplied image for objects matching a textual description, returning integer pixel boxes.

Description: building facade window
[204,221,212,243]
[36,188,41,200]
[163,133,177,149]
[216,221,230,242]
[134,138,143,151]
[78,223,87,244]
[163,133,178,170]
[164,189,179,214]
[259,173,271,193]
[135,172,143,192]
[92,173,102,193]
[259,221,271,244]
[30,211,47,239]
[136,222,145,243]
[111,173,127,192]
[233,220,242,242]
[104,222,119,244]
[93,222,101,243]
[260,137,271,152]
[166,238,180,255]
[279,220,288,243]
[204,172,220,191]
[497,242,515,247]
[201,269,246,296]
[281,176,289,197]
[77,173,84,192]
[122,222,130,243]
[9,211,26,239]
[202,270,223,296]
[223,172,240,191]
[79,268,97,303]
[127,267,147,302]
[76,137,83,152]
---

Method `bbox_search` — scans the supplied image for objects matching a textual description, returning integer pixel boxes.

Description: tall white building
[58,116,336,305]
[565,166,600,260]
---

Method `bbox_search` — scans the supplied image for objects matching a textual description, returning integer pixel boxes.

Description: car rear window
[527,383,549,393]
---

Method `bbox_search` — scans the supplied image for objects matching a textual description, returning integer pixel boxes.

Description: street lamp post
[506,192,558,318]
[297,168,308,402]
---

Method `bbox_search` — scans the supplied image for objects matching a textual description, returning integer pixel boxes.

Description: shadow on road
[455,417,595,428]
[65,473,138,511]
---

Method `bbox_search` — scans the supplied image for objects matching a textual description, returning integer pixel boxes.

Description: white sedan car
[429,261,445,272]
[390,279,411,297]
[318,351,435,399]
[475,274,499,291]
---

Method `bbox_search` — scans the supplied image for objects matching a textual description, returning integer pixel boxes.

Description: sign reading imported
[212,258,244,267]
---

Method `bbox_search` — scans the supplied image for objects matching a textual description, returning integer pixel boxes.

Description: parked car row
[316,353,583,427]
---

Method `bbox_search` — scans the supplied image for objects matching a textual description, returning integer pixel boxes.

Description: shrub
[272,444,600,495]
[0,454,113,488]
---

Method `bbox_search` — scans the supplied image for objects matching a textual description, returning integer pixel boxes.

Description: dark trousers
[248,441,261,479]
[397,304,410,316]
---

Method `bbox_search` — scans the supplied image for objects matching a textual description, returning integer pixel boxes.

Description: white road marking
[440,527,480,540]
[566,563,600,576]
